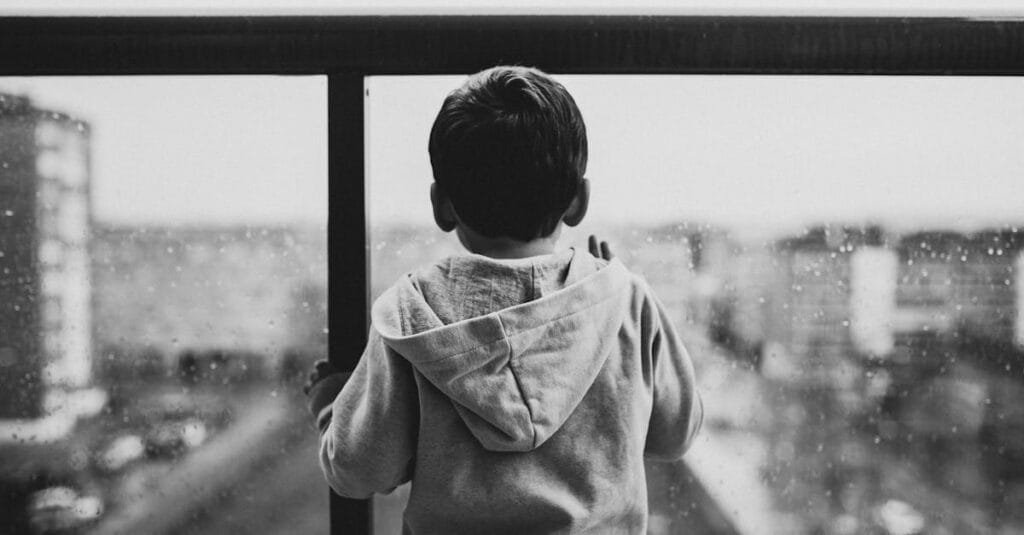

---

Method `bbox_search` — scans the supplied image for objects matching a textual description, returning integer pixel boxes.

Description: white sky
[3,74,1024,237]
[0,76,328,227]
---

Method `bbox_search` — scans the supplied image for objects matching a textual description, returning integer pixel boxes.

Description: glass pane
[0,76,328,534]
[367,74,1024,534]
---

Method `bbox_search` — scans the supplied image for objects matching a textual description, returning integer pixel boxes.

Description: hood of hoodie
[371,248,631,453]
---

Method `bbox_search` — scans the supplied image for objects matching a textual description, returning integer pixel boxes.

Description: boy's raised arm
[642,289,704,462]
[317,327,418,498]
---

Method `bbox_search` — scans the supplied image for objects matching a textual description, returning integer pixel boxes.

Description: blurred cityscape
[622,222,1024,535]
[1,93,328,534]
[2,91,1024,535]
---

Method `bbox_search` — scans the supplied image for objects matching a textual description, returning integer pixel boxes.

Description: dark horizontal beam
[1,16,1023,76]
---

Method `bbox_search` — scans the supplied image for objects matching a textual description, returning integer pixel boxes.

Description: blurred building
[705,224,1024,376]
[958,230,1023,344]
[892,228,1024,521]
[891,231,966,350]
[0,93,95,426]
[712,225,892,388]
[683,226,772,364]
[91,224,327,375]
[891,229,1024,358]
[698,222,1024,531]
[613,222,697,324]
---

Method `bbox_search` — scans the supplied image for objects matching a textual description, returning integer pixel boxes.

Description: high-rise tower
[0,93,92,420]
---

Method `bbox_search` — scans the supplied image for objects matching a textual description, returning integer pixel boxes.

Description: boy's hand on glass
[304,359,350,431]
[588,234,615,261]
[303,359,339,395]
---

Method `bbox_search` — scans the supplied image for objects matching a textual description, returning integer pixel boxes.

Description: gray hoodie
[319,247,702,534]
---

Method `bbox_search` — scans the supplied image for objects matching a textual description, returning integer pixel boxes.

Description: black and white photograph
[2,2,1024,534]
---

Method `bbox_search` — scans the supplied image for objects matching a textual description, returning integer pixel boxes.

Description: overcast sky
[3,74,1024,237]
[0,76,328,227]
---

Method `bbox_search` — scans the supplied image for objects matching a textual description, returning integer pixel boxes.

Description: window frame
[2,14,1022,534]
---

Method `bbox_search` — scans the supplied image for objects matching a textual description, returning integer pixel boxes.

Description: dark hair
[428,65,588,241]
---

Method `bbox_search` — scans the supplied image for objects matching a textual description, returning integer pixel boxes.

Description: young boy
[306,65,702,534]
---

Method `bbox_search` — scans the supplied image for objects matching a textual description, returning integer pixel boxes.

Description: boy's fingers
[588,235,615,260]
[304,360,336,395]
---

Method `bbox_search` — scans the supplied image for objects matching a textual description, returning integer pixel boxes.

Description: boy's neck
[456,225,562,259]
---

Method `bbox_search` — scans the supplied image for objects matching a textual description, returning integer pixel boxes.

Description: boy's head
[428,66,589,242]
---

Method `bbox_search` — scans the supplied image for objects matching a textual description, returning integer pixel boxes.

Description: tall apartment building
[757,225,894,386]
[958,229,1024,345]
[892,231,965,346]
[90,224,327,366]
[0,93,92,420]
[893,229,1024,350]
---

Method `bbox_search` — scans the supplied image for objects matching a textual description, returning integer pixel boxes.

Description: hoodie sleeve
[642,287,704,462]
[319,326,418,498]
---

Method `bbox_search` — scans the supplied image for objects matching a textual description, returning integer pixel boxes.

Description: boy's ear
[562,178,590,227]
[430,183,458,232]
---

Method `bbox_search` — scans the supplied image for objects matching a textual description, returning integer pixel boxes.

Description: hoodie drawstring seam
[398,285,629,366]
[379,259,628,344]
[497,314,537,449]
[531,262,539,302]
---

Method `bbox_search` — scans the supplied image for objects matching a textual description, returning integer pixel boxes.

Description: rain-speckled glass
[368,75,1024,535]
[0,76,327,534]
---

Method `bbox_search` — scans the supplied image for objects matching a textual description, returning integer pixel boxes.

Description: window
[2,14,1022,535]
[0,75,328,533]
[368,74,1024,534]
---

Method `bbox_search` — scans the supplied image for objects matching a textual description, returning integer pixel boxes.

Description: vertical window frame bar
[327,72,373,534]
